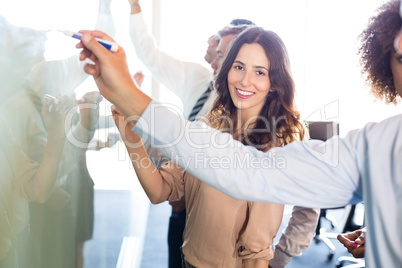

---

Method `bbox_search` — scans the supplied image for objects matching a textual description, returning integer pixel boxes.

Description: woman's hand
[111,105,142,147]
[76,91,103,131]
[128,0,141,14]
[133,71,144,87]
[76,31,136,106]
[337,228,366,258]
[41,95,76,144]
[76,30,151,120]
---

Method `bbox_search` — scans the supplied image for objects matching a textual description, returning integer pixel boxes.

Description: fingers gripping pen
[60,30,120,52]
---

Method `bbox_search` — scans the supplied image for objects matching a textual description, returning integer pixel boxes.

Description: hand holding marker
[59,30,120,52]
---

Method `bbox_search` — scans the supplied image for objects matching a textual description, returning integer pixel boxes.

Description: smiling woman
[228,43,272,115]
[209,27,304,149]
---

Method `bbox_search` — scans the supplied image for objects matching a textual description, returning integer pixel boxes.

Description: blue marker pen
[60,30,120,53]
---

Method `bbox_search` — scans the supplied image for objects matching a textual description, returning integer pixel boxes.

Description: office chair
[313,203,361,261]
[336,255,366,268]
[306,121,347,260]
[307,121,365,264]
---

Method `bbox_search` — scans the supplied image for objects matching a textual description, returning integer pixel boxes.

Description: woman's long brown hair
[206,26,305,151]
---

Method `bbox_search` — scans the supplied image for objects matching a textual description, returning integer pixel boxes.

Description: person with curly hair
[358,0,402,104]
[337,0,401,259]
[112,26,305,267]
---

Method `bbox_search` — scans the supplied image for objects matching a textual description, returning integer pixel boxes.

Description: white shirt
[128,12,214,118]
[134,101,402,267]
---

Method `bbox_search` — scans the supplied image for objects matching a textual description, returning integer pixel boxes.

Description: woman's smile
[235,88,255,99]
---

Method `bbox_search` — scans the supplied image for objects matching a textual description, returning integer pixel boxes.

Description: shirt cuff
[270,247,293,268]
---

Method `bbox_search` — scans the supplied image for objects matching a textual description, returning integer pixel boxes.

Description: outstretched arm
[24,96,75,203]
[112,106,171,204]
[127,0,212,105]
[95,0,116,37]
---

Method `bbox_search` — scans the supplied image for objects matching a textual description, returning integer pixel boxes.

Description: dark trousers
[167,208,186,268]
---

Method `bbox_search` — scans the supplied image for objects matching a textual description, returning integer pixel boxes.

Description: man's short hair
[218,24,251,39]
[230,19,255,26]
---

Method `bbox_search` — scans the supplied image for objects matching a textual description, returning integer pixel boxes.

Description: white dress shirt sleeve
[133,100,361,208]
[94,12,116,38]
[128,13,212,115]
